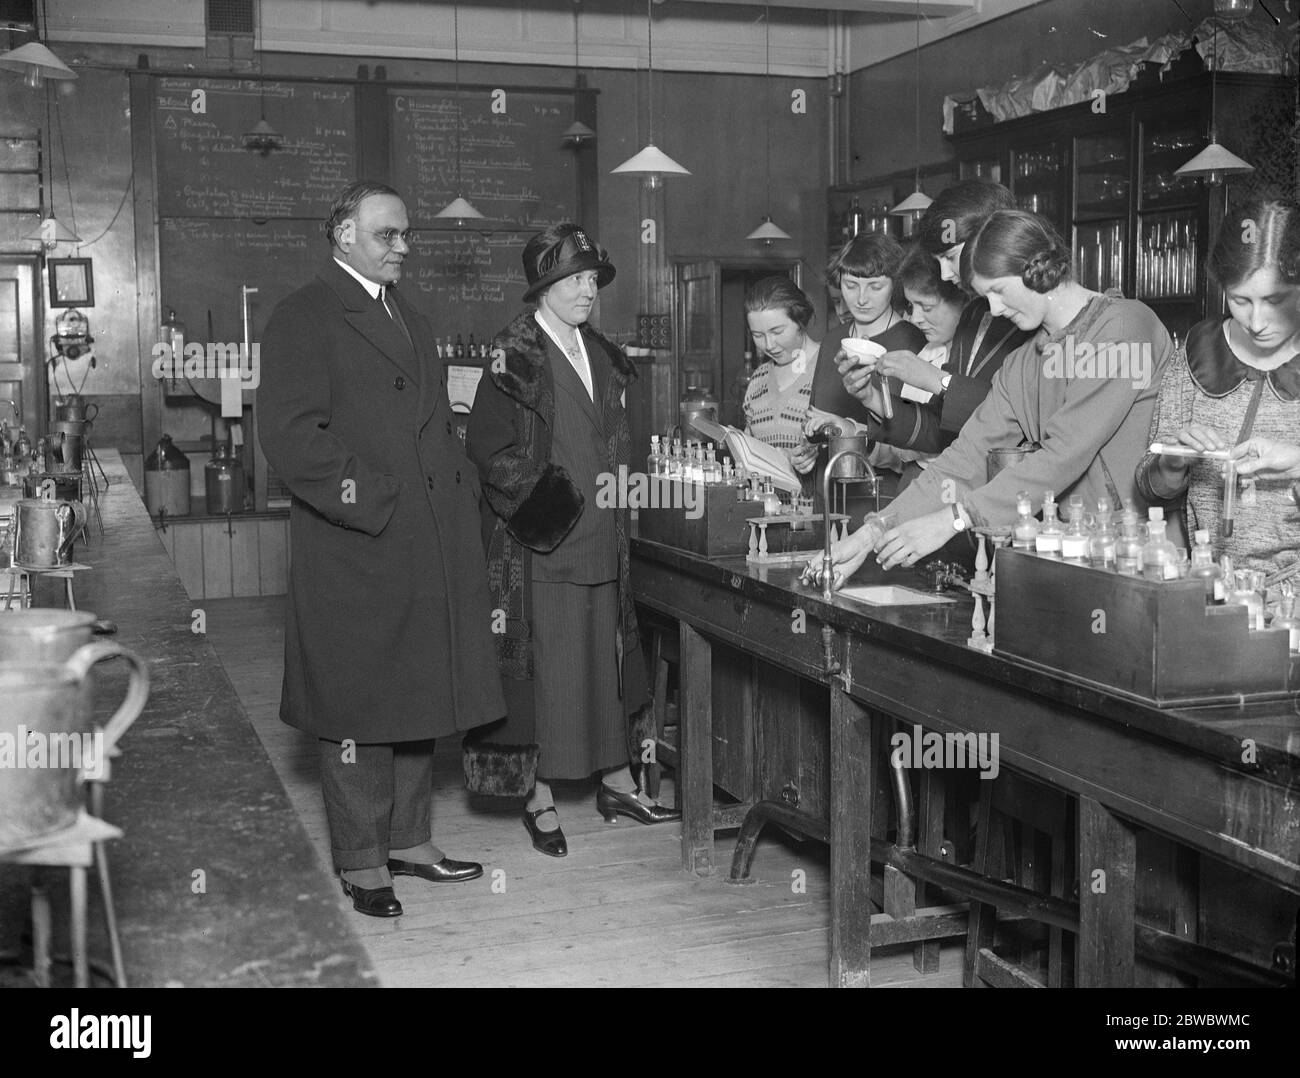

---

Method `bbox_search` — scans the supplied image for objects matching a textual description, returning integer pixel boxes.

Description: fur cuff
[508,463,583,552]
[462,739,540,798]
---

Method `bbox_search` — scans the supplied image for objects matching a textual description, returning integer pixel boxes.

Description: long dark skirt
[531,579,647,780]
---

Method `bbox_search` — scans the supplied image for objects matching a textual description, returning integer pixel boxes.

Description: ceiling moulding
[681,0,970,11]
[846,0,1043,72]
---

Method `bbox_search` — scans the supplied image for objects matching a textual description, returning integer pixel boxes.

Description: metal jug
[987,445,1036,483]
[52,419,88,473]
[54,395,99,425]
[0,641,148,850]
[12,498,86,568]
[0,608,115,663]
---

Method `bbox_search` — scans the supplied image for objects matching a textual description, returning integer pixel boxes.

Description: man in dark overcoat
[258,180,505,918]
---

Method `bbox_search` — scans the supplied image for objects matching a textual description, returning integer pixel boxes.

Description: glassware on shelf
[1138,213,1198,300]
[1075,221,1126,294]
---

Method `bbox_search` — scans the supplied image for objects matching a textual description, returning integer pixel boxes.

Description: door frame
[0,253,47,437]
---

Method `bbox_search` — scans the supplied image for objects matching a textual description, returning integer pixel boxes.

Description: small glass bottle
[1115,501,1144,576]
[1231,569,1266,630]
[705,444,721,485]
[1141,507,1179,581]
[761,478,782,517]
[667,439,682,479]
[1088,496,1117,569]
[1061,494,1090,561]
[1187,529,1221,603]
[1035,490,1063,557]
[648,434,662,477]
[1012,490,1040,550]
[1272,584,1300,654]
[14,425,31,464]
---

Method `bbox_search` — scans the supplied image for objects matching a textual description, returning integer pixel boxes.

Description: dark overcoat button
[395,376,406,390]
[427,477,434,489]
[455,471,461,484]
[446,422,452,434]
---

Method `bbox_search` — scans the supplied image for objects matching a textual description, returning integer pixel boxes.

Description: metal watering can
[0,611,148,849]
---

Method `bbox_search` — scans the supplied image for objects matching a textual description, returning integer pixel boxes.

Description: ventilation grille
[206,0,255,36]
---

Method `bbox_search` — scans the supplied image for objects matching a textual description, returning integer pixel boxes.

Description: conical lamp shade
[890,190,933,217]
[1175,141,1254,181]
[746,216,791,243]
[612,144,690,179]
[22,215,80,247]
[434,196,486,224]
[0,42,77,83]
[563,120,596,144]
[243,117,283,154]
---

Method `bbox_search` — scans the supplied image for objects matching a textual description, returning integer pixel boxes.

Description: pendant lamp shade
[890,190,933,217]
[434,196,486,225]
[22,214,80,248]
[746,216,791,244]
[563,119,596,145]
[0,42,77,88]
[612,144,691,184]
[1174,140,1254,183]
[243,116,283,155]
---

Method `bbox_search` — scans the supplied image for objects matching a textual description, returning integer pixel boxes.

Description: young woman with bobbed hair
[811,209,1174,588]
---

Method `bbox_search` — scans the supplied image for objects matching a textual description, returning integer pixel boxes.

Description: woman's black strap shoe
[597,784,682,825]
[522,805,568,857]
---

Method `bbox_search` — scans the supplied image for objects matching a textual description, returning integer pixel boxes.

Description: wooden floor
[204,596,964,987]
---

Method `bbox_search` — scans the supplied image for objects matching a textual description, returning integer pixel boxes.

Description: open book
[691,418,802,493]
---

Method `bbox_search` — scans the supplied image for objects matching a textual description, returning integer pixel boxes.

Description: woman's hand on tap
[1232,436,1300,480]
[801,515,884,591]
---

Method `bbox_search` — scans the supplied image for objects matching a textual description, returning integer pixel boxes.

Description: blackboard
[155,77,356,218]
[389,87,577,228]
[157,217,322,352]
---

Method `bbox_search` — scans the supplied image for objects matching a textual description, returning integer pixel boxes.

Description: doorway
[674,257,802,432]
[0,255,45,437]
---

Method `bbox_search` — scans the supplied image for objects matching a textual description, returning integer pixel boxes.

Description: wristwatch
[950,503,968,531]
[939,374,953,395]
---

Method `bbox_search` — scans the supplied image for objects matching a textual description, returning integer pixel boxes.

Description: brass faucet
[820,447,877,601]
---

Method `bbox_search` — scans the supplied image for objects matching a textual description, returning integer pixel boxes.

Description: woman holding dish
[1136,195,1300,583]
[812,209,1172,589]
[808,232,926,431]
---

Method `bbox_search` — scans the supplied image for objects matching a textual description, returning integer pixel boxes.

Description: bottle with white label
[1271,584,1300,654]
[1035,490,1063,557]
[1141,507,1179,581]
[1187,529,1221,603]
[1060,494,1091,561]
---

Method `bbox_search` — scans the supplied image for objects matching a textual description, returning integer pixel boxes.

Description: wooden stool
[964,770,1075,987]
[1,811,123,988]
[3,563,89,611]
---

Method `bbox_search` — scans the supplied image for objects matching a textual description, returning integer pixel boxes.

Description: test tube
[877,371,894,419]
[1222,457,1236,537]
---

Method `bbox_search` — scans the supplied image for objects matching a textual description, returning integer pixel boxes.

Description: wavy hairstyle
[896,244,966,309]
[915,180,1016,256]
[744,276,816,331]
[966,210,1072,294]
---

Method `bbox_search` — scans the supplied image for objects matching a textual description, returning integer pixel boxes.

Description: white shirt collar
[334,257,384,301]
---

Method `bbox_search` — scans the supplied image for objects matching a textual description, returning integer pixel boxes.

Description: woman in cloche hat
[465,222,680,857]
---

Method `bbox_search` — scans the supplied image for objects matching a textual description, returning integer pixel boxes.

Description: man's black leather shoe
[341,878,403,917]
[387,857,484,883]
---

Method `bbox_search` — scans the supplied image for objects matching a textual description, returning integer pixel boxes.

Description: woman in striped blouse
[742,276,823,477]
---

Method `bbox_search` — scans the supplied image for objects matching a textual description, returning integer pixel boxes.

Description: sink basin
[837,584,956,606]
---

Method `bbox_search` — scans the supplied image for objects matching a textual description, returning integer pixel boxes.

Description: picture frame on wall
[48,258,94,308]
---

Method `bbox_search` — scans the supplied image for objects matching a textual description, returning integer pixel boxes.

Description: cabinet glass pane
[960,157,1000,183]
[1141,119,1201,209]
[1137,211,1199,300]
[1010,146,1061,220]
[1075,131,1130,217]
[1075,220,1126,295]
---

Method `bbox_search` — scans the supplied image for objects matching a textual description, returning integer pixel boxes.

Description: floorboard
[202,596,964,988]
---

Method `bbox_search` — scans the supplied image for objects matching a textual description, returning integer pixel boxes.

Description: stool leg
[70,865,89,988]
[66,575,77,611]
[94,841,127,988]
[31,881,53,987]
